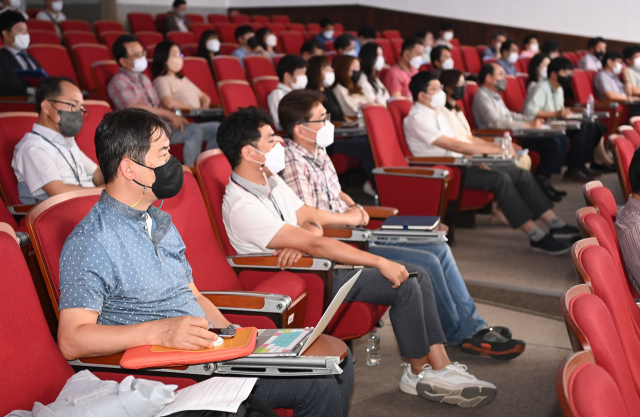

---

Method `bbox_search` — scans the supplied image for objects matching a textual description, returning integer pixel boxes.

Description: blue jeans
[171,121,219,166]
[369,241,487,345]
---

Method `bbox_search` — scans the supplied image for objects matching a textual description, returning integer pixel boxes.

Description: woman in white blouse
[332,55,370,118]
[358,42,390,105]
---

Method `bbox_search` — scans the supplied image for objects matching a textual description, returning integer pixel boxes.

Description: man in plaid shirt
[278,89,525,359]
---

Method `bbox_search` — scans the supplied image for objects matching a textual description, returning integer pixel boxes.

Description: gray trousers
[464,165,553,229]
[333,263,446,359]
[170,121,219,166]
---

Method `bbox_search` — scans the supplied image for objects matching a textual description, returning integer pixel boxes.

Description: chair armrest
[364,205,398,220]
[227,254,332,270]
[323,227,371,241]
[8,204,34,216]
[473,129,509,136]
[407,156,468,166]
[201,290,293,314]
[373,166,450,178]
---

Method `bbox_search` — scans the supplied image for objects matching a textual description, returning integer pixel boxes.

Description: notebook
[249,270,362,357]
[381,215,440,231]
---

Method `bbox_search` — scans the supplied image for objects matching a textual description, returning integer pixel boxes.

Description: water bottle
[502,132,512,159]
[357,103,365,129]
[366,327,381,366]
[585,94,594,118]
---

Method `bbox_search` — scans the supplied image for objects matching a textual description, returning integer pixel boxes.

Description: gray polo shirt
[577,53,602,72]
[593,70,625,100]
[522,79,565,118]
[472,86,531,130]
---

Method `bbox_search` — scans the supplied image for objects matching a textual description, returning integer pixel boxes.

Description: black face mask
[132,155,184,200]
[451,85,466,100]
[557,75,573,91]
[594,50,605,60]
[53,109,83,137]
[247,36,259,49]
[351,70,362,83]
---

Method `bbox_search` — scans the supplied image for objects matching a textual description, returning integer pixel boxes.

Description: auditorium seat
[93,20,124,35]
[515,57,530,73]
[265,22,286,35]
[219,42,239,55]
[75,100,112,163]
[72,44,111,91]
[461,45,482,75]
[582,181,618,222]
[390,38,403,63]
[563,51,579,67]
[609,134,634,199]
[28,30,60,45]
[382,30,401,40]
[135,30,164,49]
[179,43,196,56]
[450,47,465,72]
[100,30,128,52]
[251,14,270,24]
[272,53,285,67]
[58,20,91,33]
[502,75,526,112]
[185,13,205,23]
[334,23,344,35]
[252,76,279,109]
[91,59,119,107]
[155,13,168,33]
[217,80,257,115]
[166,30,197,46]
[324,40,335,52]
[215,22,238,43]
[189,22,214,40]
[181,57,221,107]
[618,125,640,147]
[572,69,622,132]
[230,13,250,24]
[375,38,396,66]
[286,23,305,33]
[128,12,156,33]
[62,30,98,50]
[26,19,57,33]
[576,49,588,59]
[244,55,277,80]
[0,112,38,206]
[303,31,318,41]
[211,55,246,81]
[272,15,291,25]
[630,115,640,133]
[279,31,305,55]
[27,44,78,85]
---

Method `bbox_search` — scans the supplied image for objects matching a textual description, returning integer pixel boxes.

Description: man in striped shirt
[615,147,640,294]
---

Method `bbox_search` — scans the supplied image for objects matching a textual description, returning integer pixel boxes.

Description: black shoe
[548,184,567,197]
[564,169,594,182]
[590,163,616,173]
[460,328,526,360]
[489,326,512,339]
[549,224,581,240]
[530,234,571,255]
[536,178,562,202]
[581,166,603,177]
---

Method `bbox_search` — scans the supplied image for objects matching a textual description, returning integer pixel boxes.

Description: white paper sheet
[156,377,258,416]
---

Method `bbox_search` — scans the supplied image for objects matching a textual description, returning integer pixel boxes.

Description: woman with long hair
[358,42,390,104]
[526,53,550,94]
[255,27,278,57]
[306,55,344,121]
[332,55,369,117]
[195,29,220,75]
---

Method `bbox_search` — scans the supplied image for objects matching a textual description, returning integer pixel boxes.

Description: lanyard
[31,131,81,185]
[230,177,284,221]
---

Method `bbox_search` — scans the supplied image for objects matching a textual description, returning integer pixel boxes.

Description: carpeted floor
[342,171,625,417]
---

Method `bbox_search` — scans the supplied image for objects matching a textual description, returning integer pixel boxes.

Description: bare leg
[519,219,537,234]
[409,344,452,374]
[594,136,613,165]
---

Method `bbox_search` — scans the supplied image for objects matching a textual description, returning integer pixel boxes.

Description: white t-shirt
[267,83,292,131]
[222,171,304,254]
[403,102,462,157]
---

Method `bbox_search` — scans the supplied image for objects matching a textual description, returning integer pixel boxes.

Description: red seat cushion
[252,271,307,300]
[569,362,631,417]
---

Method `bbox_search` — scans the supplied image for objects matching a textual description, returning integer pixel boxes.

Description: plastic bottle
[366,327,381,366]
[502,132,512,159]
[585,94,594,118]
[357,103,365,128]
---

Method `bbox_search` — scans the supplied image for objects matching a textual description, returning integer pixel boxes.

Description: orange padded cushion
[569,363,631,417]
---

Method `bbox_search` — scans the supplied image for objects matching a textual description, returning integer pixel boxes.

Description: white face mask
[422,46,432,63]
[539,67,548,79]
[613,62,623,75]
[301,120,335,149]
[443,31,454,42]
[51,1,63,12]
[291,74,308,90]
[252,142,286,175]
[634,57,640,71]
[441,58,454,70]
[9,0,20,8]
[13,33,29,50]
[132,56,148,73]
[343,49,357,57]
[495,42,502,52]
[265,34,277,48]
[322,70,335,87]
[206,39,220,53]
[374,55,385,71]
[508,51,519,64]
[323,30,334,39]
[409,55,423,69]
[529,43,539,53]
[427,90,446,109]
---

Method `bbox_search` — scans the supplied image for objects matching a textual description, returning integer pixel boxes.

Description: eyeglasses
[426,85,444,94]
[128,50,147,60]
[172,53,184,58]
[301,113,331,124]
[48,99,89,117]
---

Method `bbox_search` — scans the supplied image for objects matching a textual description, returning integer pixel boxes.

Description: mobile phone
[208,328,237,338]
[408,271,418,278]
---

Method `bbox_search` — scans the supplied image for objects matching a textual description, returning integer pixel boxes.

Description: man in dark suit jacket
[163,0,190,33]
[0,10,42,96]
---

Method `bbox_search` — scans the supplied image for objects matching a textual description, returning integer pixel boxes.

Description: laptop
[249,270,362,357]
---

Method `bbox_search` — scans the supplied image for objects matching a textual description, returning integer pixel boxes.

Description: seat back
[189,22,214,40]
[462,81,479,129]
[27,44,79,85]
[211,55,247,81]
[218,80,258,116]
[99,30,128,52]
[362,104,409,168]
[306,23,320,32]
[135,31,164,49]
[27,19,57,32]
[244,55,276,80]
[75,100,112,164]
[630,116,640,134]
[58,20,91,33]
[461,45,482,74]
[215,22,238,43]
[207,14,230,25]
[93,20,124,35]
[63,30,97,50]
[387,98,413,157]
[252,15,270,24]
[279,31,304,55]
[515,57,530,73]
[502,75,526,112]
[185,13,205,23]
[390,38,403,62]
[181,57,221,106]
[0,112,39,205]
[29,30,61,45]
[584,182,618,224]
[218,42,239,55]
[231,14,251,24]
[271,15,290,25]
[382,30,401,40]
[563,51,579,67]
[127,12,156,33]
[449,47,465,72]
[264,22,285,35]
[72,44,110,91]
[91,59,120,107]
[0,226,75,416]
[619,125,640,147]
[194,151,236,255]
[610,135,634,198]
[572,69,595,103]
[373,38,396,66]
[286,23,305,33]
[166,30,197,46]
[252,76,279,109]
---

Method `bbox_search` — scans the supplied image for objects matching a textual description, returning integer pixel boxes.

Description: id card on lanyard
[230,177,285,221]
[31,131,82,185]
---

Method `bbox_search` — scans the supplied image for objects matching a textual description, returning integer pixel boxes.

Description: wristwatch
[351,204,364,210]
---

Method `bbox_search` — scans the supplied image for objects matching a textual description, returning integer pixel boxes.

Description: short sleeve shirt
[577,53,602,71]
[381,64,417,98]
[58,191,206,326]
[628,67,640,89]
[403,102,463,157]
[223,172,304,254]
[594,70,626,100]
[153,74,203,109]
[521,79,565,118]
[107,68,161,110]
[12,123,97,204]
[267,83,292,130]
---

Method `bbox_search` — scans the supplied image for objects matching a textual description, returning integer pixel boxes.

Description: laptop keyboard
[254,329,311,354]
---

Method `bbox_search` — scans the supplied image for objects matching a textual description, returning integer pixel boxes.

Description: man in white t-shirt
[217,105,497,409]
[267,54,307,131]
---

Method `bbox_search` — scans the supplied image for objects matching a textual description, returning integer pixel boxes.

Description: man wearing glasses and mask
[12,76,104,204]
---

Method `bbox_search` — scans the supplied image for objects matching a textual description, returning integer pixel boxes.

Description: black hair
[623,45,640,60]
[95,108,171,184]
[409,71,439,102]
[603,50,623,66]
[320,17,334,28]
[430,45,449,65]
[500,40,518,55]
[358,26,376,40]
[151,40,183,79]
[541,39,560,55]
[35,76,75,114]
[439,69,464,110]
[217,106,273,169]
[401,36,424,53]
[276,54,307,82]
[255,27,277,52]
[439,22,454,31]
[334,33,355,51]
[588,37,606,49]
[629,147,640,194]
[416,29,432,39]
[113,34,139,66]
[196,29,219,59]
[301,38,321,55]
[306,55,331,90]
[0,10,25,35]
[522,34,538,46]
[172,0,186,7]
[278,89,326,139]
[359,42,381,93]
[547,56,573,76]
[234,25,254,41]
[490,30,507,40]
[478,63,496,84]
[527,53,549,84]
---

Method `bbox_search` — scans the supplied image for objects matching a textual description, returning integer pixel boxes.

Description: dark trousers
[326,135,376,188]
[566,121,600,170]
[253,348,354,417]
[464,165,554,229]
[332,264,446,359]
[518,135,569,178]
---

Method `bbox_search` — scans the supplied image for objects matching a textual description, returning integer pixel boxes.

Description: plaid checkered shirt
[107,68,161,110]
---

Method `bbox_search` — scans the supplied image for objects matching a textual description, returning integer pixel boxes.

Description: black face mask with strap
[132,155,184,199]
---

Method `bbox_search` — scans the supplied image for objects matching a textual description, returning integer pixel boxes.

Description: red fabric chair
[462,81,479,129]
[582,181,618,222]
[27,19,57,33]
[244,55,276,80]
[572,69,594,104]
[0,112,38,206]
[252,76,278,109]
[476,44,488,56]
[567,359,631,417]
[166,30,197,46]
[189,22,214,40]
[211,55,246,81]
[272,54,285,67]
[100,31,128,52]
[219,42,239,55]
[215,22,238,43]
[185,13,205,24]
[451,38,461,48]
[630,115,640,133]
[207,14,230,25]
[324,40,335,52]
[610,135,634,198]
[128,12,156,33]
[563,51,579,67]
[334,23,344,35]
[217,80,257,115]
[63,30,97,51]
[29,30,61,45]
[618,125,640,147]
[91,59,119,107]
[27,44,78,85]
[461,45,482,74]
[272,15,291,25]
[375,38,396,66]
[181,57,221,107]
[265,22,286,35]
[58,20,91,33]
[180,44,197,57]
[576,49,588,58]
[286,23,305,33]
[251,15,270,24]
[516,75,528,96]
[382,30,401,40]
[231,14,250,24]
[390,38,403,63]
[419,63,434,72]
[72,44,110,91]
[279,31,304,55]
[93,20,124,35]
[303,31,318,41]
[449,47,465,72]
[75,100,111,164]
[135,31,164,49]
[502,75,526,113]
[155,13,168,33]
[306,23,321,32]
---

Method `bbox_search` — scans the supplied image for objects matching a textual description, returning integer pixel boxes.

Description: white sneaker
[362,181,377,197]
[398,363,421,395]
[417,362,497,408]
